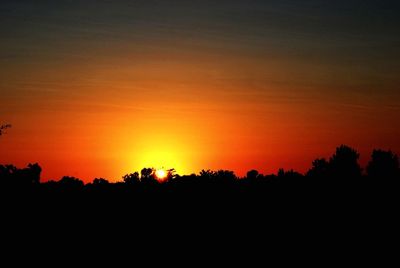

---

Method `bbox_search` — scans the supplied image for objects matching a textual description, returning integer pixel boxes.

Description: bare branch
[0,124,12,136]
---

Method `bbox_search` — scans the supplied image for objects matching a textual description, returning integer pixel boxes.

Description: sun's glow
[155,169,168,181]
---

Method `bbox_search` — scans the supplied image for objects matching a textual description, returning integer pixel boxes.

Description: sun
[155,169,168,182]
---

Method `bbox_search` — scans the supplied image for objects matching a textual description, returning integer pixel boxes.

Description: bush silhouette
[58,176,84,190]
[92,178,110,186]
[246,170,259,181]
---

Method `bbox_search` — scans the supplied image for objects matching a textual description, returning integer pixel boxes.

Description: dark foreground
[1,144,398,262]
[1,178,398,266]
[2,177,397,221]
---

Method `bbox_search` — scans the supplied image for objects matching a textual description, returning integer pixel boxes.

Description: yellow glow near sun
[131,144,186,176]
[122,129,204,178]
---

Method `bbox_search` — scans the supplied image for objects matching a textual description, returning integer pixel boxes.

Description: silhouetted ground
[1,145,398,263]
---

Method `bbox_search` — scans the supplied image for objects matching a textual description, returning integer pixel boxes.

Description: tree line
[0,145,398,193]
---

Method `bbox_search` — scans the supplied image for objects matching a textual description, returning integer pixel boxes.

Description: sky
[1,0,399,182]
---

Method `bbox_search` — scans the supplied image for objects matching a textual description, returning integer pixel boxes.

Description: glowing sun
[155,169,168,181]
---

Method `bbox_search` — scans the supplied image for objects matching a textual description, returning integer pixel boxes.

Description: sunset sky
[1,0,399,182]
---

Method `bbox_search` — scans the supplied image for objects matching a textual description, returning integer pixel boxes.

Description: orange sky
[1,50,399,181]
[1,1,399,182]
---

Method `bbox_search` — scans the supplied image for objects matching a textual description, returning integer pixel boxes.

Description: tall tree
[329,145,362,178]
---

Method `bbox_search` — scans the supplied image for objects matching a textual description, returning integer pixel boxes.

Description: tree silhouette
[215,170,236,183]
[199,169,214,181]
[277,168,285,178]
[123,172,140,185]
[246,170,259,181]
[0,164,17,185]
[166,168,176,182]
[307,158,329,178]
[25,163,42,185]
[140,168,157,184]
[0,163,41,187]
[276,168,303,185]
[329,145,362,179]
[367,150,399,179]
